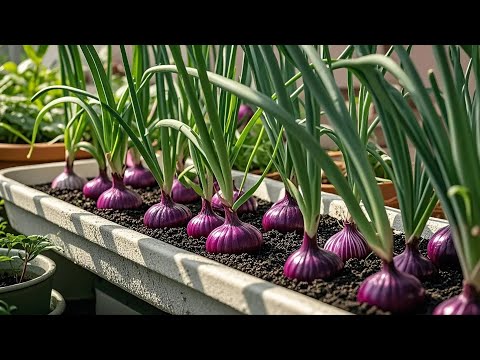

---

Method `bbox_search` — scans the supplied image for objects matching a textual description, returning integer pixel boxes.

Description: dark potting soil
[33,183,463,315]
[0,274,29,287]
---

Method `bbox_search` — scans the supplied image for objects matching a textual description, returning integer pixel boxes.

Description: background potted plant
[0,222,60,315]
[0,45,90,169]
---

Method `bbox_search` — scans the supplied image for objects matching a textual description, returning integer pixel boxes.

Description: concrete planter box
[0,159,449,315]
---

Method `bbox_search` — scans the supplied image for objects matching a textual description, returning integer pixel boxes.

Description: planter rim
[49,289,66,315]
[0,248,56,294]
[0,159,449,315]
[0,142,66,149]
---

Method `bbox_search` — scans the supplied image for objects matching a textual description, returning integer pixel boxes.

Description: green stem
[18,256,29,284]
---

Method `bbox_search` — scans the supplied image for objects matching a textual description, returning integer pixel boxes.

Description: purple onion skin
[51,166,87,190]
[124,163,156,189]
[97,173,143,210]
[433,283,480,315]
[171,177,200,204]
[206,208,263,253]
[126,149,135,168]
[427,226,459,268]
[357,261,425,313]
[187,199,224,238]
[262,191,303,234]
[238,104,254,124]
[82,169,112,200]
[393,241,437,280]
[144,191,192,229]
[211,187,258,215]
[284,232,344,282]
[324,222,370,261]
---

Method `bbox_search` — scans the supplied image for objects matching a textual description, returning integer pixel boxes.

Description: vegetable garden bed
[0,159,455,315]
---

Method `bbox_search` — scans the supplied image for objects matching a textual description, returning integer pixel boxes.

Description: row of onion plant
[340,46,439,280]
[332,45,479,314]
[143,44,426,312]
[242,45,304,235]
[123,45,157,189]
[123,45,280,249]
[30,45,467,314]
[31,45,189,211]
[32,45,143,208]
[28,45,91,191]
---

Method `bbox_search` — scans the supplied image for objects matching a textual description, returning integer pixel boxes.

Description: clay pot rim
[0,142,66,149]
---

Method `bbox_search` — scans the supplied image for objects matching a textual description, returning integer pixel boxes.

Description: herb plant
[0,223,58,284]
[0,45,64,144]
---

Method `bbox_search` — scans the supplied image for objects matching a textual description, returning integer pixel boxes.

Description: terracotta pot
[250,169,282,181]
[250,151,343,183]
[326,150,343,161]
[321,181,399,208]
[322,178,446,219]
[321,152,400,209]
[0,143,91,170]
[431,203,446,219]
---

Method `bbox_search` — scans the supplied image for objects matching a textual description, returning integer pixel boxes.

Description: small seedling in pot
[0,226,59,284]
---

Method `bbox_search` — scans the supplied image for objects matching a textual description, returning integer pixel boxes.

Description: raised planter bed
[0,159,450,314]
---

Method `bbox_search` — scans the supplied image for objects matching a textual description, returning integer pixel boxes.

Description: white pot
[49,289,66,315]
[0,159,448,315]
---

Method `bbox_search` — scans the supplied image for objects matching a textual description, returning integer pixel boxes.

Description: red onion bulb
[324,222,370,261]
[357,261,425,313]
[124,163,156,189]
[393,242,436,280]
[206,208,262,253]
[427,225,459,268]
[187,199,224,238]
[126,149,135,168]
[211,184,257,214]
[51,167,87,190]
[433,283,480,315]
[83,169,112,200]
[171,177,200,204]
[284,232,343,282]
[238,104,254,124]
[97,174,142,210]
[262,191,303,234]
[143,192,192,229]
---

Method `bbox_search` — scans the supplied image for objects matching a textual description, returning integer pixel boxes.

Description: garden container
[0,142,91,170]
[0,159,449,314]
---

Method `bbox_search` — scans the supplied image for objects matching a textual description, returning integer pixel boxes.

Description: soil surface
[0,274,27,287]
[33,183,463,315]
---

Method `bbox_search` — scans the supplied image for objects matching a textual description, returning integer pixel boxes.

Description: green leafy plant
[333,45,480,314]
[0,45,64,144]
[151,45,426,312]
[333,46,437,280]
[131,45,279,247]
[366,145,393,179]
[0,224,58,284]
[0,300,16,315]
[29,45,92,191]
[32,45,146,208]
[233,111,275,174]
